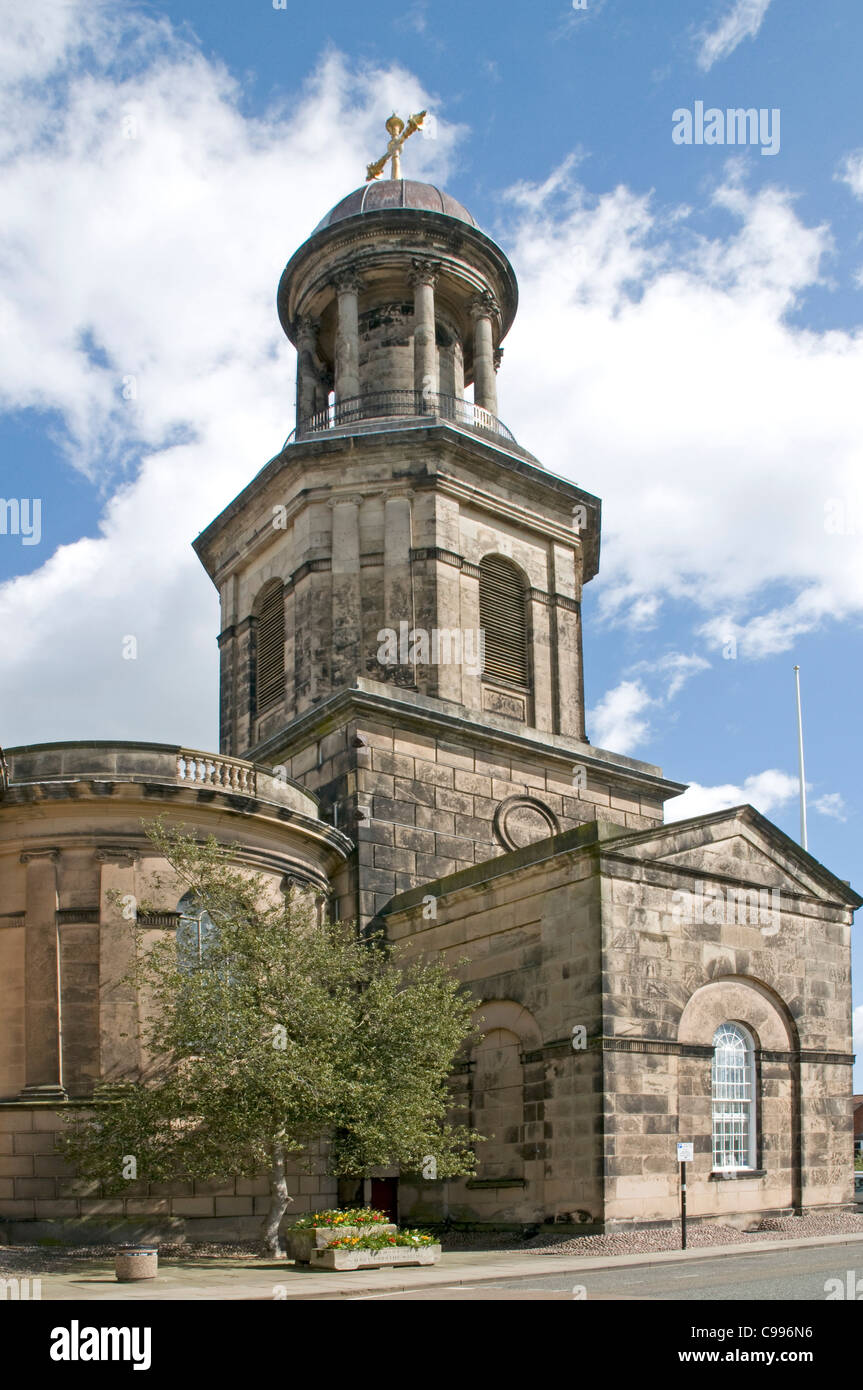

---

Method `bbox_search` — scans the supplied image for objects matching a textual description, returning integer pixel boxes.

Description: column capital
[94,846,139,866]
[327,494,364,510]
[409,258,442,288]
[332,269,364,295]
[470,291,499,321]
[19,848,60,864]
[295,314,320,343]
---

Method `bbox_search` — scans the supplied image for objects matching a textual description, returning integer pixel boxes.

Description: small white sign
[677,1142,694,1163]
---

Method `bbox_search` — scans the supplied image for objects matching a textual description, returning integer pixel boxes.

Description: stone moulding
[308,1243,442,1271]
[284,1223,396,1264]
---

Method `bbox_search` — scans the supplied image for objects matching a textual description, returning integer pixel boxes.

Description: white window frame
[711,1022,757,1172]
[176,892,216,970]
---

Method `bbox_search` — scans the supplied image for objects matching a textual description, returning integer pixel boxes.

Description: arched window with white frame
[711,1022,756,1171]
[176,891,217,973]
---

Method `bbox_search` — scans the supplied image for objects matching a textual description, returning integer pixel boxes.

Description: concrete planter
[309,1242,441,1271]
[284,1223,396,1264]
[115,1246,158,1282]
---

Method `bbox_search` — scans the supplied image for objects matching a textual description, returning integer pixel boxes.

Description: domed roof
[313,179,478,232]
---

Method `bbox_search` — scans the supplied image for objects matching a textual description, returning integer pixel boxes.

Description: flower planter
[309,1243,441,1271]
[284,1224,396,1264]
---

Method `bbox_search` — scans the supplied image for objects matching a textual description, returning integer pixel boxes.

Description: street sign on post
[677,1143,693,1248]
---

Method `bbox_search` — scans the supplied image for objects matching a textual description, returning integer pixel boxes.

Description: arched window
[176,891,217,973]
[478,555,529,688]
[711,1022,756,1171]
[253,579,285,713]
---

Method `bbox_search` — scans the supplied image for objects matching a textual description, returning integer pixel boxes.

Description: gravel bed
[2,1211,862,1275]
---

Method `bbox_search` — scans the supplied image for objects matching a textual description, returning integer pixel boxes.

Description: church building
[1,117,858,1239]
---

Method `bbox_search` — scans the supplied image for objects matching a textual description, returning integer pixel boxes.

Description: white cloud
[2,6,863,760]
[666,768,798,822]
[633,652,712,699]
[0,8,458,748]
[695,0,773,71]
[588,680,653,754]
[501,164,863,661]
[814,792,848,822]
[837,150,863,201]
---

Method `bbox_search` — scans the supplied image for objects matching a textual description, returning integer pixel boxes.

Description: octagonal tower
[195,139,685,924]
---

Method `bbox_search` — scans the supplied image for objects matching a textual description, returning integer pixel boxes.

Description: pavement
[14,1230,863,1301]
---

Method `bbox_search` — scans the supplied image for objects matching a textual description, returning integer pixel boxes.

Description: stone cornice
[433,470,593,558]
[524,1035,855,1066]
[250,685,683,807]
[597,847,852,915]
[193,421,600,585]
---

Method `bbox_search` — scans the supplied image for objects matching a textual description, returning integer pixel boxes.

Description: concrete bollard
[115,1246,158,1282]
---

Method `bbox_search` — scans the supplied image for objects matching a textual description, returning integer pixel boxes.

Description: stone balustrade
[4,742,318,818]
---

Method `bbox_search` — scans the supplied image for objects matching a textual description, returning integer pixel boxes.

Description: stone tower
[194,160,685,924]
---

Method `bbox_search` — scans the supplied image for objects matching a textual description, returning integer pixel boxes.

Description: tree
[59,821,481,1256]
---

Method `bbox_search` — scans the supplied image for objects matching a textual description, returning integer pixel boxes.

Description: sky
[0,0,860,1083]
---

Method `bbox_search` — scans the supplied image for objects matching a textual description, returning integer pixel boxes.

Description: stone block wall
[381,813,859,1230]
[0,1106,336,1242]
[267,705,669,925]
[384,831,606,1227]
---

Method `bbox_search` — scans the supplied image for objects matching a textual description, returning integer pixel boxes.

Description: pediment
[604,807,860,907]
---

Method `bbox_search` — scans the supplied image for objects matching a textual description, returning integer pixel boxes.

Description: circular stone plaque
[493,795,560,851]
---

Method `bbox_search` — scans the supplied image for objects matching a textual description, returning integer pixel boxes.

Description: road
[337,1243,862,1301]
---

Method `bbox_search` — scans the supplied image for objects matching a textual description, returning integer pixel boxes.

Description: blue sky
[0,0,861,1082]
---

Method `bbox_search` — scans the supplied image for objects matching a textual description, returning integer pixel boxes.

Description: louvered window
[253,579,285,713]
[479,555,529,688]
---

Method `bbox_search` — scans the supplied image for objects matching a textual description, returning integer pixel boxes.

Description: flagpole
[793,665,808,851]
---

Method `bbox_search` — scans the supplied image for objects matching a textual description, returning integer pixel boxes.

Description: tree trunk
[261,1139,292,1258]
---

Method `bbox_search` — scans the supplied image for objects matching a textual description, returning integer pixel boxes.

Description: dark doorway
[370,1177,399,1223]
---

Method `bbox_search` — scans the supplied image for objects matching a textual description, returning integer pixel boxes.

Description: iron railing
[283,390,516,448]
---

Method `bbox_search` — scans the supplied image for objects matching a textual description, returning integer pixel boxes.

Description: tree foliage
[59,820,482,1253]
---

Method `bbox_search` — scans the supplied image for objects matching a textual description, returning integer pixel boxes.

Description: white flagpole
[793,665,808,851]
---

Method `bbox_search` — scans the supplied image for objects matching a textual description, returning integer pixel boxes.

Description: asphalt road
[339,1243,863,1301]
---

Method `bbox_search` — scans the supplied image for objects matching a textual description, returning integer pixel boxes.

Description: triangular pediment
[600,806,861,907]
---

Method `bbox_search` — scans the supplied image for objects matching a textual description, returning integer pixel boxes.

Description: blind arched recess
[253,579,285,712]
[479,555,529,688]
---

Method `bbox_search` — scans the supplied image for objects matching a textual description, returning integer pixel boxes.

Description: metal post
[793,665,808,851]
[680,1160,687,1250]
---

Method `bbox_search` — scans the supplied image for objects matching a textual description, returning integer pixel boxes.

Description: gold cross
[366,111,427,182]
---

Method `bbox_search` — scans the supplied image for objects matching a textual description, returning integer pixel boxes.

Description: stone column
[470,294,499,417]
[218,574,239,756]
[330,496,362,687]
[333,272,361,405]
[410,259,440,406]
[295,316,320,432]
[19,849,65,1100]
[383,492,414,665]
[96,848,140,1088]
[550,542,584,739]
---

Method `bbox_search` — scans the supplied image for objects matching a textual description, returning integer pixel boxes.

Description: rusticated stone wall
[383,809,859,1231]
